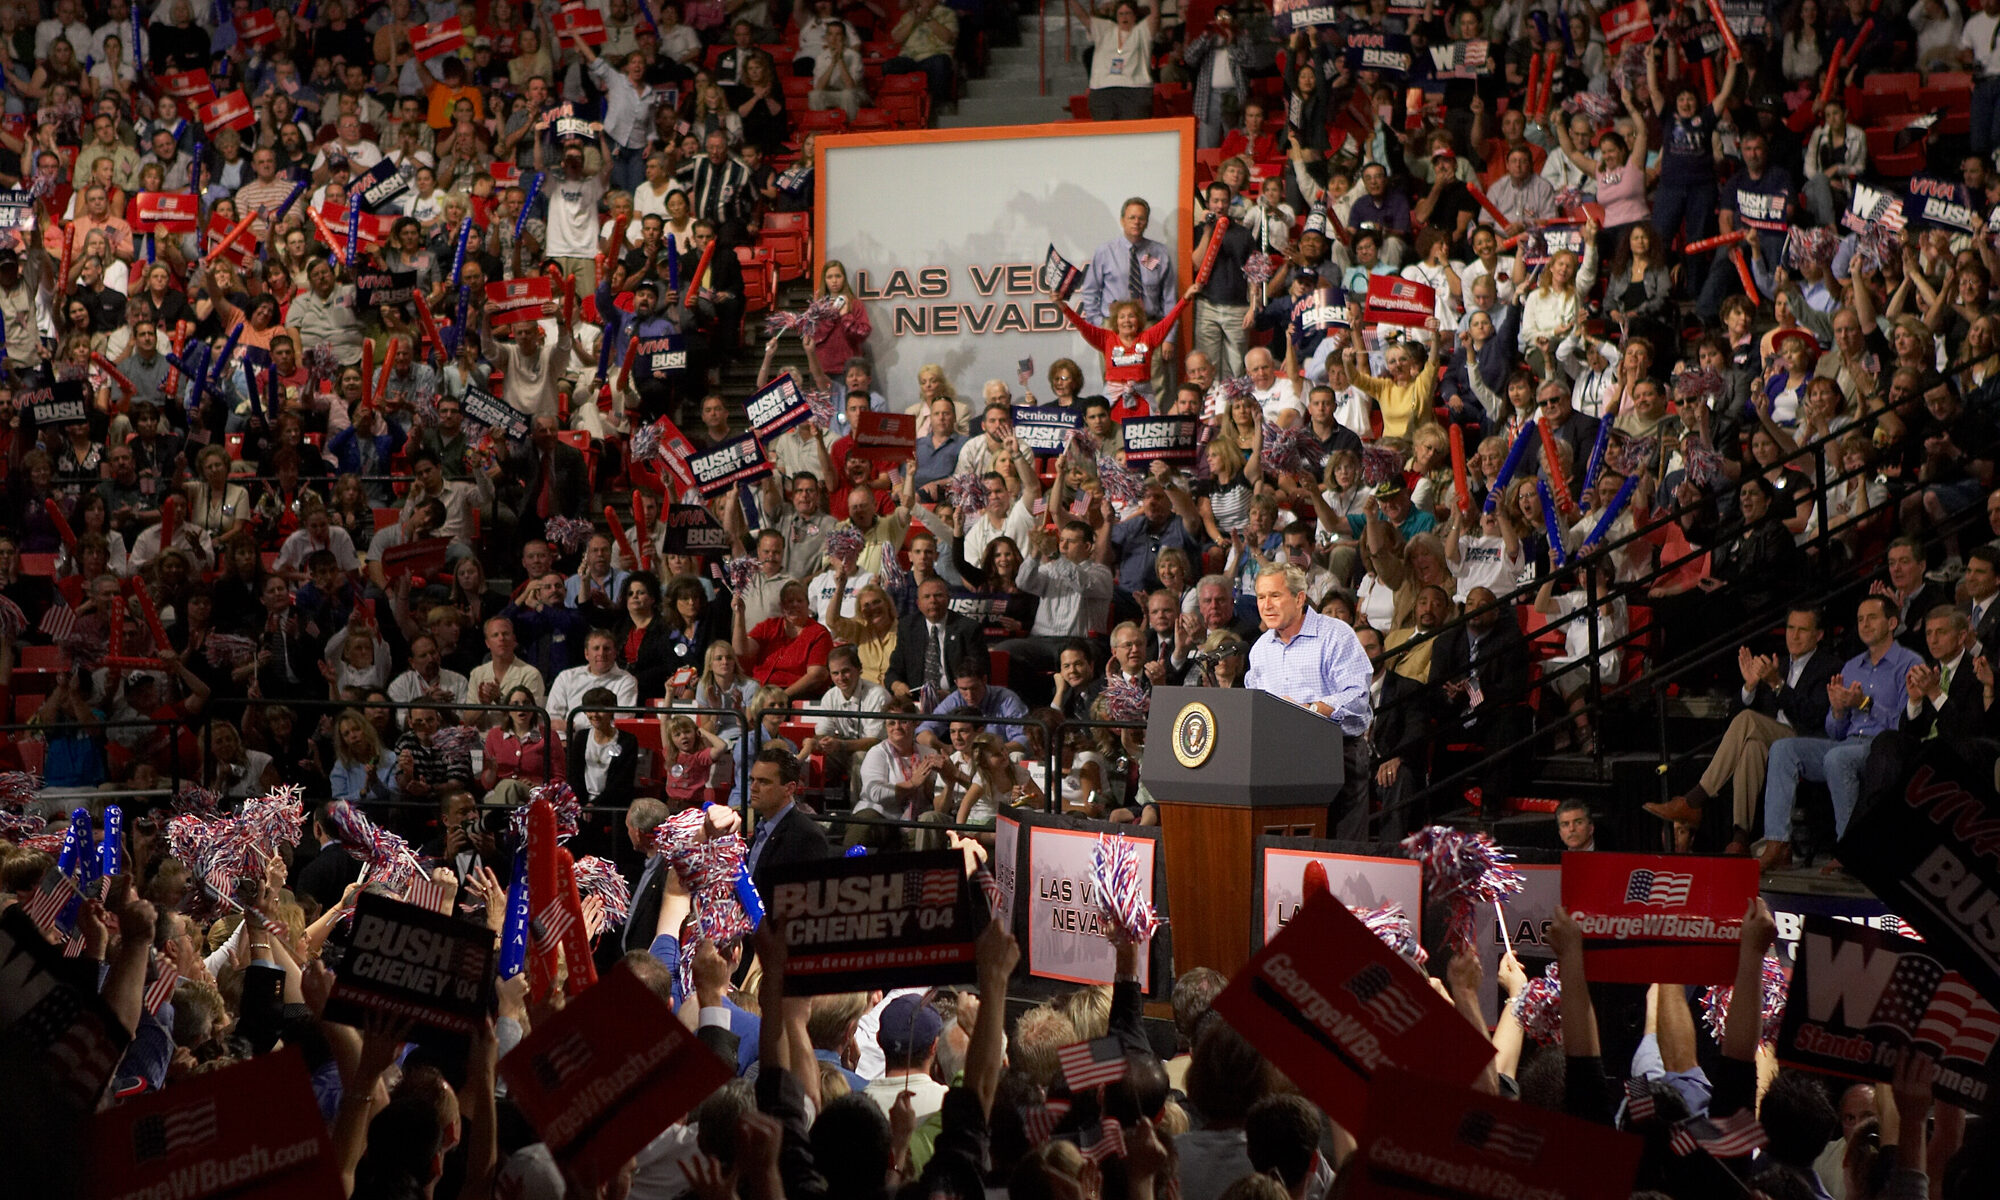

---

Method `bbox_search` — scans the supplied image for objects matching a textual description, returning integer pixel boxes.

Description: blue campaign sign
[1011,403,1079,456]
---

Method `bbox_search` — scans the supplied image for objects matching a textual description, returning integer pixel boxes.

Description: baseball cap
[876,994,944,1062]
[1372,479,1405,498]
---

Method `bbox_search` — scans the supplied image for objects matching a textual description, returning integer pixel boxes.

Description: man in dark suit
[745,745,831,902]
[1880,537,1952,654]
[294,802,361,913]
[511,416,591,555]
[614,798,674,962]
[1427,587,1533,814]
[1963,543,2000,657]
[680,218,744,360]
[1645,604,1839,854]
[885,576,987,701]
[1357,626,1429,841]
[1863,605,1994,814]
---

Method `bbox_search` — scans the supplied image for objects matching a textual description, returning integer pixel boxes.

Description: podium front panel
[1141,686,1344,808]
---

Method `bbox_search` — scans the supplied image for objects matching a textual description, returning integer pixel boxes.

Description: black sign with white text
[323,892,496,1034]
[1121,415,1199,464]
[688,433,774,497]
[461,386,530,442]
[763,849,975,995]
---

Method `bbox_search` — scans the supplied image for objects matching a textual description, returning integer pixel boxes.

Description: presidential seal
[1171,701,1216,768]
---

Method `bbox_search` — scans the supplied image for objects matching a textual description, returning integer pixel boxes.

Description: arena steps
[939,11,1089,129]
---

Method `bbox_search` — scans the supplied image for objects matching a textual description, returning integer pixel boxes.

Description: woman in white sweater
[1517,241,1599,381]
[1802,100,1869,227]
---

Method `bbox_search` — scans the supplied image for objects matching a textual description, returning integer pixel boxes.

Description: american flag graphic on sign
[905,868,959,909]
[1623,870,1693,908]
[1343,963,1425,1035]
[24,867,77,933]
[1670,1110,1768,1158]
[532,1030,594,1092]
[1915,979,2000,1065]
[132,1099,218,1161]
[1056,1037,1129,1090]
[1456,1109,1545,1163]
[1868,954,1948,1033]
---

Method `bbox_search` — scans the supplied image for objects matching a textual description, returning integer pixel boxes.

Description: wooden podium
[1141,687,1342,978]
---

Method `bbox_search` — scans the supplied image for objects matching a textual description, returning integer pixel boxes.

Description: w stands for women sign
[816,121,1192,403]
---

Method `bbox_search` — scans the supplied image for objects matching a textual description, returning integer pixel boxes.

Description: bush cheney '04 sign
[745,375,811,440]
[1120,415,1199,464]
[1560,852,1759,983]
[763,849,977,995]
[1775,915,2000,1112]
[322,891,496,1034]
[1210,890,1495,1133]
[462,386,530,442]
[499,963,731,1188]
[688,433,774,497]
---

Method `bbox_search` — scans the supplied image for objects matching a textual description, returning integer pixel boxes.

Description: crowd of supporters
[4,0,2000,1197]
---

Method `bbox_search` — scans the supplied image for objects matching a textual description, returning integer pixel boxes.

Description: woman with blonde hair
[1195,431,1258,543]
[330,708,397,803]
[209,717,278,798]
[910,362,968,434]
[951,731,1042,833]
[1516,241,1600,380]
[809,259,871,378]
[821,580,898,686]
[1343,335,1445,442]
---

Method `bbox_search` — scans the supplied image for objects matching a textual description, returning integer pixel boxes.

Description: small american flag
[132,1098,218,1162]
[1020,1096,1071,1145]
[1344,963,1425,1036]
[405,874,450,913]
[1868,954,1948,1034]
[1456,1109,1546,1163]
[62,930,85,957]
[1916,978,2000,1065]
[1623,869,1693,908]
[1078,1118,1126,1163]
[24,867,77,933]
[972,864,1003,919]
[1055,1037,1129,1091]
[1670,1110,1768,1158]
[38,604,78,642]
[143,962,180,1015]
[1624,1078,1657,1123]
[905,867,959,909]
[534,904,575,955]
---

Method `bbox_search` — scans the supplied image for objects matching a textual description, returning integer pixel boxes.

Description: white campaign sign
[818,122,1191,405]
[1258,849,1422,947]
[1027,825,1154,990]
[993,812,1020,936]
[1476,863,1563,1024]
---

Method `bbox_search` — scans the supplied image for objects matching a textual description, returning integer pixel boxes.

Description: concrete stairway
[940,9,1091,129]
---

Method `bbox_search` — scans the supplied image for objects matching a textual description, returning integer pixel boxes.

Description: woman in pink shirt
[1553,88,1651,263]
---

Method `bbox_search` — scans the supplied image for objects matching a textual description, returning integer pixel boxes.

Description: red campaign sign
[199,89,255,134]
[85,1048,343,1200]
[412,18,466,60]
[852,410,917,465]
[1561,851,1759,984]
[499,963,732,1188]
[1599,0,1654,50]
[237,8,279,45]
[317,203,397,254]
[490,162,520,187]
[652,414,700,492]
[206,212,255,268]
[1347,1067,1642,1200]
[1363,275,1436,329]
[1209,891,1495,1133]
[160,69,212,98]
[486,276,556,327]
[551,7,608,45]
[129,191,200,232]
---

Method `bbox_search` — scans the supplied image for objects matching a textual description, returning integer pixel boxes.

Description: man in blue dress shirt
[1244,562,1374,837]
[1078,197,1177,398]
[1758,595,1923,874]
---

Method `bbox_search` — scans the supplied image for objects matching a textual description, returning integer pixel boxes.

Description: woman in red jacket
[1057,281,1200,418]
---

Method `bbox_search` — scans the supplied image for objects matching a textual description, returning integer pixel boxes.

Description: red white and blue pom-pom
[1351,902,1427,967]
[1091,834,1162,943]
[1260,421,1325,479]
[1700,954,1788,1046]
[1400,825,1525,949]
[1100,675,1151,723]
[654,808,756,944]
[805,388,836,430]
[1673,367,1725,404]
[510,782,580,844]
[1617,44,1649,94]
[572,854,633,933]
[1244,252,1275,287]
[824,524,865,565]
[0,809,47,841]
[876,547,909,599]
[1853,224,1900,275]
[1516,963,1564,1046]
[944,472,989,516]
[1096,454,1149,508]
[1563,91,1620,124]
[764,295,844,345]
[172,781,223,816]
[1064,427,1102,462]
[1784,226,1838,273]
[720,555,760,594]
[1204,376,1253,419]
[430,724,482,760]
[1682,432,1725,488]
[0,595,25,638]
[543,515,596,554]
[322,799,425,894]
[1361,445,1405,488]
[1607,434,1659,478]
[240,785,305,859]
[629,419,667,464]
[0,770,41,809]
[204,633,259,667]
[1550,186,1583,216]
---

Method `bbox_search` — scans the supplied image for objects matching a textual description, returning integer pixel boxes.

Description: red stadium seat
[19,645,65,670]
[882,91,928,128]
[794,108,848,137]
[850,107,894,132]
[1069,93,1091,121]
[736,245,778,314]
[372,507,401,532]
[1919,71,1972,135]
[877,72,926,95]
[226,432,244,460]
[758,212,810,282]
[783,76,812,101]
[1863,123,1926,179]
[18,553,56,576]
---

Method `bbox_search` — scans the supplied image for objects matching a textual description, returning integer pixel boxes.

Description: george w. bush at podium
[1244,563,1375,837]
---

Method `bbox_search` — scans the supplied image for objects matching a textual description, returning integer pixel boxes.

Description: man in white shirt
[546,630,640,730]
[387,635,469,725]
[463,616,547,728]
[565,534,631,623]
[999,520,1117,702]
[1246,345,1303,426]
[36,0,89,62]
[1963,0,2000,158]
[404,448,494,561]
[537,128,615,293]
[954,399,1015,478]
[959,471,1035,567]
[312,114,385,183]
[801,646,887,781]
[862,993,951,1123]
[276,505,362,583]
